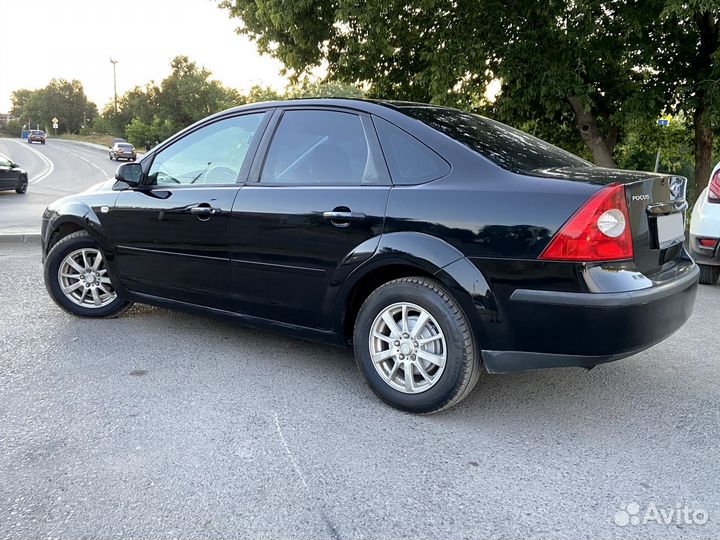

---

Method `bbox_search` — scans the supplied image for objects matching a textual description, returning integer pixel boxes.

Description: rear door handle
[322,211,366,221]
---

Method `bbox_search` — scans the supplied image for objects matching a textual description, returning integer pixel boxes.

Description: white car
[690,162,720,284]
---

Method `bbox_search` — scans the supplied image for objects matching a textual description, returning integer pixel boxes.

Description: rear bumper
[688,234,720,266]
[482,261,699,373]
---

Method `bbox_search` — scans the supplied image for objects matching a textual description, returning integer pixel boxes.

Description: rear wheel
[699,264,720,285]
[44,231,132,318]
[353,276,480,414]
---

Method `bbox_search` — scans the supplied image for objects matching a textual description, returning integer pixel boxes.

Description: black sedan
[0,153,28,194]
[40,99,698,413]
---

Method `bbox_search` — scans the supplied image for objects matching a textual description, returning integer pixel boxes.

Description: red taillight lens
[699,238,718,248]
[709,170,720,203]
[539,184,634,261]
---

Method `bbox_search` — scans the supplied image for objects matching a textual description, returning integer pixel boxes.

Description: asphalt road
[0,138,118,234]
[0,242,718,539]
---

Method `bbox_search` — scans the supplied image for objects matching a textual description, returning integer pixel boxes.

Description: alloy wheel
[57,248,117,308]
[368,302,447,394]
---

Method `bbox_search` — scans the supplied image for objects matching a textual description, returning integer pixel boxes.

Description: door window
[147,112,266,186]
[261,110,382,185]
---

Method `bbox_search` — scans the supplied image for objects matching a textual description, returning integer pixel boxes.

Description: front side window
[147,112,265,186]
[261,110,382,185]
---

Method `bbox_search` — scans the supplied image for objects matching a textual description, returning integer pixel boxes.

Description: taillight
[699,238,718,248]
[539,184,634,262]
[709,169,720,203]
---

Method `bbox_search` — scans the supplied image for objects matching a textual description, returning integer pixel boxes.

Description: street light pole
[110,57,119,114]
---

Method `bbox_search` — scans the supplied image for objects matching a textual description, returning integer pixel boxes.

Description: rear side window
[399,106,590,173]
[261,110,383,185]
[373,117,450,185]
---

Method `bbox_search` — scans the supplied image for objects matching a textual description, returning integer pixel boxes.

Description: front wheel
[699,264,720,285]
[15,177,27,194]
[44,231,132,317]
[353,277,481,414]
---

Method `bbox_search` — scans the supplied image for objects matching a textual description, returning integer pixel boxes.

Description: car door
[0,156,18,189]
[109,111,270,310]
[230,107,391,329]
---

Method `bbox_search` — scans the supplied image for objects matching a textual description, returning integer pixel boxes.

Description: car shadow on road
[110,302,697,430]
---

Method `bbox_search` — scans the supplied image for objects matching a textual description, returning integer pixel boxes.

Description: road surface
[0,138,118,234]
[0,242,718,540]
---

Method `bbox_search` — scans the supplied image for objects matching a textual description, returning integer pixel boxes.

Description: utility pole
[110,57,119,114]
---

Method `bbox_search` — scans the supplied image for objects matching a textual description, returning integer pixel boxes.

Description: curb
[0,233,41,245]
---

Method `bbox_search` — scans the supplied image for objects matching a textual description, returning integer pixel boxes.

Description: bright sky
[0,0,289,113]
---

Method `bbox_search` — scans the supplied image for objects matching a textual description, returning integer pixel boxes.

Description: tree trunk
[567,96,617,168]
[691,11,718,202]
[694,101,713,199]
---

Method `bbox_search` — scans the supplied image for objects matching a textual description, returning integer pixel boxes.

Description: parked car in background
[0,153,28,194]
[690,162,720,285]
[27,130,46,144]
[109,142,137,161]
[41,99,698,413]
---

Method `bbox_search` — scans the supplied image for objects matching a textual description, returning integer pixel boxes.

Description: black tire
[15,176,27,194]
[699,264,720,285]
[44,231,132,318]
[353,276,481,414]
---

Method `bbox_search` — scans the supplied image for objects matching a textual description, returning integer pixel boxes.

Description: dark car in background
[40,99,698,413]
[0,154,28,194]
[27,130,46,144]
[109,142,137,161]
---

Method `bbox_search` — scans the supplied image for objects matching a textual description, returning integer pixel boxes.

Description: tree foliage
[10,79,97,134]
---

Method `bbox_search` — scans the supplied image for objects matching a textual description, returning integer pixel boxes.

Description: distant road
[0,138,120,234]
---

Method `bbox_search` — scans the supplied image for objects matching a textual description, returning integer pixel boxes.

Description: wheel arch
[335,232,497,346]
[45,202,111,255]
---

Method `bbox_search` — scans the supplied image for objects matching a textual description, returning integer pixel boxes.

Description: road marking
[50,142,112,178]
[13,140,54,184]
[273,411,308,489]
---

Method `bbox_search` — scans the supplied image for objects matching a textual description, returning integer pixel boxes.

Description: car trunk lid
[539,166,688,274]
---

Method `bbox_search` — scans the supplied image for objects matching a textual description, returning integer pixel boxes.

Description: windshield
[398,106,590,174]
[118,144,134,149]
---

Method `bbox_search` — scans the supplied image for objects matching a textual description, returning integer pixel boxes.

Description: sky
[0,0,290,113]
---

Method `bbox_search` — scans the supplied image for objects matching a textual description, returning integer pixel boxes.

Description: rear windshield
[398,106,590,173]
[118,143,134,149]
[30,130,44,135]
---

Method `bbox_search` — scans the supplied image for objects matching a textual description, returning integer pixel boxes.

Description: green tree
[156,56,243,128]
[10,79,97,134]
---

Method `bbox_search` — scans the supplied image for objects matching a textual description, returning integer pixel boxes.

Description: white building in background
[0,113,16,128]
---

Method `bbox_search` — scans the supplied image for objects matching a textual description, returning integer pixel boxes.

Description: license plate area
[652,212,685,249]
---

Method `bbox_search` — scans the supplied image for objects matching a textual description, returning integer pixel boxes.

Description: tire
[353,276,481,414]
[699,264,720,285]
[15,176,27,194]
[44,231,132,318]
[109,154,114,160]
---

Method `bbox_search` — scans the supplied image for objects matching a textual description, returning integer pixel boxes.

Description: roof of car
[218,97,453,117]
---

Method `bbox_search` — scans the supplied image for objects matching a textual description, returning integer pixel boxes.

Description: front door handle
[190,206,221,216]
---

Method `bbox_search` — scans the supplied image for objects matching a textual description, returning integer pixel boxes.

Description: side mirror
[115,162,143,187]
